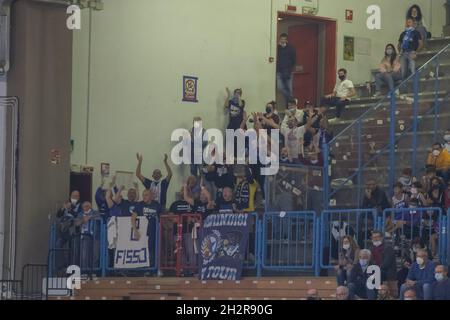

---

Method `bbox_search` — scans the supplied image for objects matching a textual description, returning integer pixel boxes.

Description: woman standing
[407,4,429,48]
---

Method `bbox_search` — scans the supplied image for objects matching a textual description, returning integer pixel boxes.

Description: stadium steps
[50,277,337,300]
[325,36,450,208]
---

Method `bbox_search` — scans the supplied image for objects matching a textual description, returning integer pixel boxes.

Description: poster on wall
[50,149,61,165]
[199,213,250,281]
[182,75,199,103]
[344,36,355,61]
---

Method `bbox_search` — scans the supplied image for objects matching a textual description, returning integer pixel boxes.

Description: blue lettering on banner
[115,248,148,265]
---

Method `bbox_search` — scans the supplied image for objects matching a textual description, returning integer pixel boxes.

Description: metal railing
[382,207,444,263]
[319,209,378,269]
[261,211,316,271]
[323,44,450,208]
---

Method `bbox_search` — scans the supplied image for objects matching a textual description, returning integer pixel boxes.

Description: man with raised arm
[136,153,172,210]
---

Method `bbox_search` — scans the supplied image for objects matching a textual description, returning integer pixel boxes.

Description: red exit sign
[286,5,297,12]
[346,9,353,22]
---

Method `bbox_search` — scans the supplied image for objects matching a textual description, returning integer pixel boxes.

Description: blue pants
[277,72,293,106]
[374,72,402,93]
[400,52,416,80]
[348,282,377,300]
[399,282,432,300]
[320,96,349,118]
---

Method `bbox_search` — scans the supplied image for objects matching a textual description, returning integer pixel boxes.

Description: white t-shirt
[281,125,306,160]
[281,109,304,131]
[334,79,354,99]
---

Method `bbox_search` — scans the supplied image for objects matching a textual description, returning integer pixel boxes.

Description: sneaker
[328,117,339,123]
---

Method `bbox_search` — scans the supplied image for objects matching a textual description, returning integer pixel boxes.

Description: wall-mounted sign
[344,36,355,61]
[50,149,61,165]
[346,9,353,22]
[182,75,199,103]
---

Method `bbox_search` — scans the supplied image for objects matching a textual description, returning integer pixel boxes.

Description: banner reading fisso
[108,217,151,269]
[199,213,250,281]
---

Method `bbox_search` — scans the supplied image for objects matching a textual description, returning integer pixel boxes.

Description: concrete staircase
[327,37,450,208]
[50,276,337,300]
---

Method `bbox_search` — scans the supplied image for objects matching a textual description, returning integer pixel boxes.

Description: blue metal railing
[319,209,377,269]
[47,208,449,277]
[382,207,443,262]
[323,44,450,208]
[261,211,316,271]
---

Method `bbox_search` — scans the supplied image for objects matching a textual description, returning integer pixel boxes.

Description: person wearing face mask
[347,249,377,300]
[430,265,450,300]
[136,153,172,210]
[444,129,450,153]
[281,116,308,163]
[335,236,360,286]
[224,87,247,131]
[426,143,450,184]
[75,201,101,271]
[306,288,322,301]
[277,33,296,107]
[320,68,356,121]
[57,190,82,219]
[398,168,417,195]
[369,231,397,294]
[400,249,436,300]
[260,101,280,137]
[398,18,423,80]
[280,98,304,132]
[372,44,402,98]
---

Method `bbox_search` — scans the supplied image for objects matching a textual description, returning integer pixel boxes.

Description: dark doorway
[70,172,93,203]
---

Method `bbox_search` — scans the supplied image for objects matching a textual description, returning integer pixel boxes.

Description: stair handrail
[323,43,450,208]
[328,43,450,145]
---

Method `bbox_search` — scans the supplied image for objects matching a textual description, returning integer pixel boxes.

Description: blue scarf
[402,27,414,51]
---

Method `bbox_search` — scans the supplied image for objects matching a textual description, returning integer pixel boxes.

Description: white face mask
[343,244,350,250]
[404,298,415,301]
[359,259,369,266]
[411,188,418,195]
[310,160,319,165]
[433,150,441,157]
[416,257,424,265]
[435,273,445,281]
[373,241,382,247]
[70,198,78,205]
[444,135,450,142]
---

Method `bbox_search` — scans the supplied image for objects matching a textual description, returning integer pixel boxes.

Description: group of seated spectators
[328,230,450,300]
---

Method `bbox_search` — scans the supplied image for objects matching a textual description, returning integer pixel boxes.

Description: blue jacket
[407,260,436,286]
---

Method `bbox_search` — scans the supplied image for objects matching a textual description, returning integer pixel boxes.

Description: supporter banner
[109,217,150,269]
[199,213,250,281]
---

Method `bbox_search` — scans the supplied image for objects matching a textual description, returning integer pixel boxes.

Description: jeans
[277,72,293,106]
[374,72,402,93]
[400,282,432,300]
[320,96,349,118]
[336,268,352,286]
[348,282,377,300]
[400,52,416,80]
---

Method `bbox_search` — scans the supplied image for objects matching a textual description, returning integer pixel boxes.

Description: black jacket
[368,242,397,281]
[362,187,390,213]
[277,44,296,75]
[431,279,450,300]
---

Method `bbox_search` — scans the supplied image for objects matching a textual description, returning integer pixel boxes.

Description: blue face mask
[359,259,369,266]
[406,26,414,31]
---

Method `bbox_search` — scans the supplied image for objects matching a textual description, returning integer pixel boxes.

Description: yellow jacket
[427,149,450,170]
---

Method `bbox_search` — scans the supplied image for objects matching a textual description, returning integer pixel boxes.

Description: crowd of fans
[53,4,450,299]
